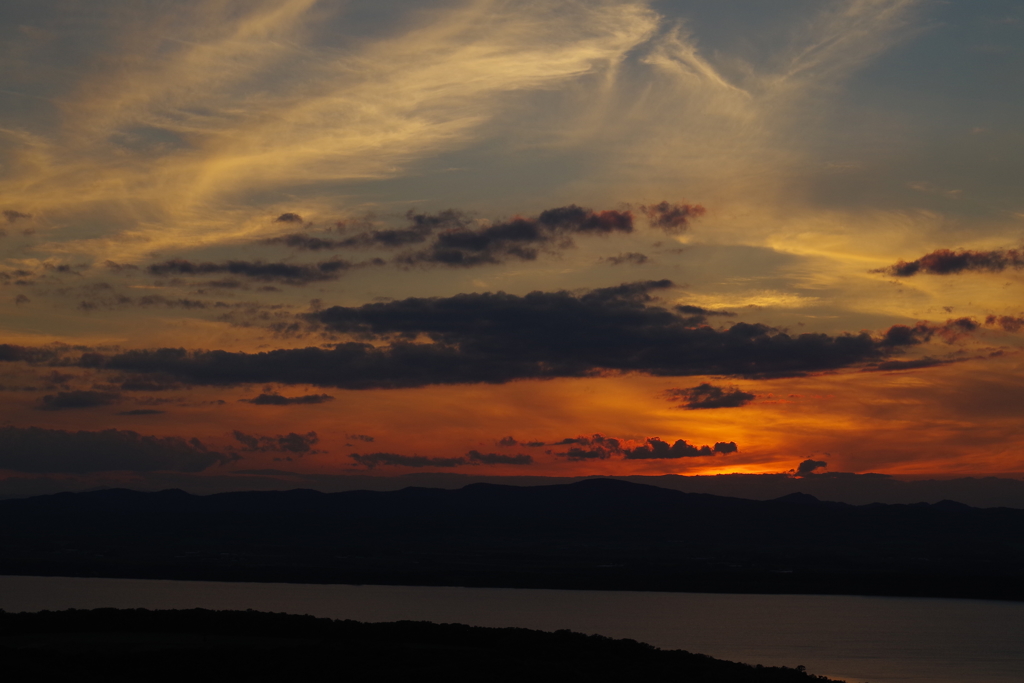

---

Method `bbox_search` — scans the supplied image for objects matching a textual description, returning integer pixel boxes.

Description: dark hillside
[2,479,1023,600]
[0,608,843,682]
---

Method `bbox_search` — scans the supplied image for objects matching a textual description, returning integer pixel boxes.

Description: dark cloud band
[877,248,1024,277]
[80,281,921,388]
[263,202,701,268]
[396,205,635,267]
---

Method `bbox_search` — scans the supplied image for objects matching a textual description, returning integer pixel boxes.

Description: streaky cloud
[467,450,534,466]
[3,210,32,223]
[232,430,320,453]
[603,252,649,266]
[664,383,756,409]
[38,390,120,411]
[0,425,232,473]
[867,358,952,372]
[639,201,705,234]
[985,315,1024,333]
[240,392,335,405]
[876,248,1024,277]
[350,452,467,469]
[147,258,381,285]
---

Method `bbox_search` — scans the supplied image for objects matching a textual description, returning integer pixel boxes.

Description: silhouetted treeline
[0,608,843,682]
[2,479,1024,600]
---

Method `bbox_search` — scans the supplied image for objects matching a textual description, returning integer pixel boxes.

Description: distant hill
[0,608,842,682]
[2,479,1023,601]
[629,472,1024,509]
[6,470,1024,509]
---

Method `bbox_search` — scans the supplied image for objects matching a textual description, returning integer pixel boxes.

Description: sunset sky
[2,0,1023,492]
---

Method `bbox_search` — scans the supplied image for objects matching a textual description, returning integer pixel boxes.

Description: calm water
[1,576,1022,683]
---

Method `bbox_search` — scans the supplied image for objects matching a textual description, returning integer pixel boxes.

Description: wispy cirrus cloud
[0,0,659,261]
[1,0,923,264]
[772,0,922,86]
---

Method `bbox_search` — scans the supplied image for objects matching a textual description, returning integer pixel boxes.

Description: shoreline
[4,567,1022,604]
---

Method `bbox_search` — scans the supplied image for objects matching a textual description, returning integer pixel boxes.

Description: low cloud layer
[0,426,232,473]
[878,248,1024,277]
[796,459,828,476]
[623,438,738,459]
[550,434,737,461]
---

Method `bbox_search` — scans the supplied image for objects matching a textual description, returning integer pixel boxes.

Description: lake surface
[2,576,1022,683]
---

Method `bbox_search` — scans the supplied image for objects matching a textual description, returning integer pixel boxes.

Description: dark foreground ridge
[0,608,842,682]
[2,478,1024,601]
